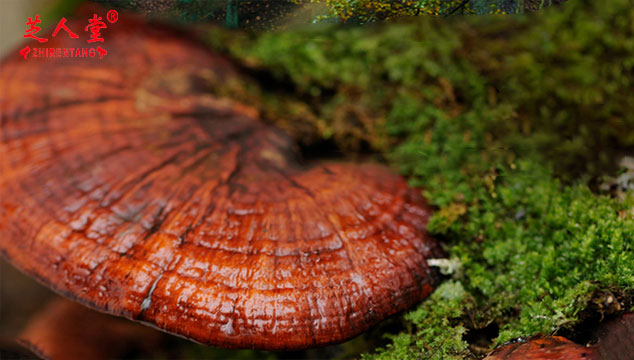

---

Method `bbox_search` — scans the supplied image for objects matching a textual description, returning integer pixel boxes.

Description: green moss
[364,281,472,360]
[376,70,634,356]
[387,158,634,357]
[209,0,634,178]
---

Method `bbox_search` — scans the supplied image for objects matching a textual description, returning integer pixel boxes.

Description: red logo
[19,11,118,60]
[107,10,119,24]
[85,14,107,43]
[24,15,47,43]
[52,18,79,39]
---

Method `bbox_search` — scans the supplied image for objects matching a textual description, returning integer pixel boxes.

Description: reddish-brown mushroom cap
[484,336,596,360]
[484,314,634,360]
[0,12,443,350]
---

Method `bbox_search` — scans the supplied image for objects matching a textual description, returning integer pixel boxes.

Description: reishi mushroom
[485,314,634,360]
[0,12,443,350]
[483,336,595,360]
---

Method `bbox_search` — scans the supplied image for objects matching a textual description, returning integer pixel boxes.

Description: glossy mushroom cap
[0,12,443,349]
[484,337,595,360]
[484,314,634,360]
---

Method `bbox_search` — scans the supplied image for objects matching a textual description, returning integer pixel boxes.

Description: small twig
[445,0,470,16]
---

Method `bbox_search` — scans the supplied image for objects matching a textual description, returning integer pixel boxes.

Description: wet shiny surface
[484,336,596,360]
[0,13,443,349]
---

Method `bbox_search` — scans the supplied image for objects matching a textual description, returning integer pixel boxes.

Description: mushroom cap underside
[0,13,443,350]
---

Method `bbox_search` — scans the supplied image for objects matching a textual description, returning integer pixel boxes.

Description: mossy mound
[207,0,634,178]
